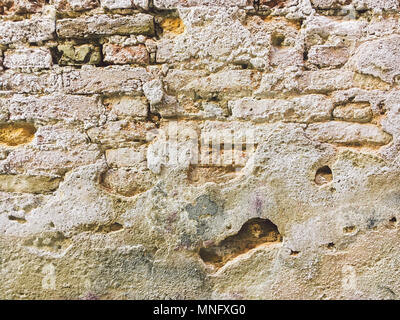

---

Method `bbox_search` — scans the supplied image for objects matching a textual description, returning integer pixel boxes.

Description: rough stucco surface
[1,0,400,300]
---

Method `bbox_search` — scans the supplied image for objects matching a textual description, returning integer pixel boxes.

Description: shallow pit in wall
[199,218,282,269]
[0,122,36,146]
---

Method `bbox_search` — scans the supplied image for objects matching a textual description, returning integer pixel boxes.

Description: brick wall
[1,0,400,299]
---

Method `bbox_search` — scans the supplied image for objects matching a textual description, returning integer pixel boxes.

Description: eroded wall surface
[1,0,400,299]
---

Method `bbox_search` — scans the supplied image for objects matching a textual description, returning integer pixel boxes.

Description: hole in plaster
[389,217,397,228]
[343,226,356,233]
[315,166,333,185]
[290,250,300,256]
[378,102,386,115]
[8,215,26,224]
[271,33,285,47]
[303,49,308,61]
[199,218,282,269]
[327,242,335,249]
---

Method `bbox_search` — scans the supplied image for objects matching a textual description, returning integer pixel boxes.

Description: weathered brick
[258,0,292,8]
[62,65,152,94]
[353,0,400,10]
[310,0,351,9]
[0,94,102,125]
[304,16,366,48]
[100,0,149,10]
[3,48,53,70]
[332,103,373,123]
[270,47,303,68]
[0,70,63,94]
[58,43,101,66]
[298,70,355,93]
[153,0,250,8]
[182,70,261,100]
[0,18,55,45]
[229,95,333,123]
[163,69,208,94]
[156,8,270,71]
[348,35,400,83]
[100,166,155,197]
[103,43,149,65]
[0,0,45,14]
[34,124,90,148]
[0,175,61,194]
[104,95,148,119]
[308,45,350,68]
[306,122,392,146]
[365,17,400,38]
[56,14,155,38]
[105,146,146,167]
[0,146,102,175]
[143,79,164,106]
[87,120,155,147]
[51,0,100,11]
